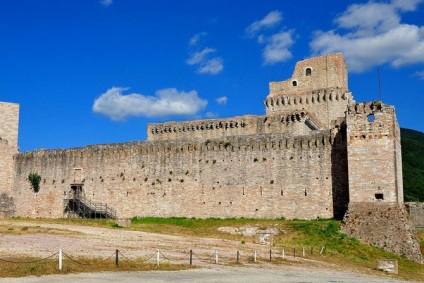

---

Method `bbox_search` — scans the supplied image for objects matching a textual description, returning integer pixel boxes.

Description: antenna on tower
[378,66,382,101]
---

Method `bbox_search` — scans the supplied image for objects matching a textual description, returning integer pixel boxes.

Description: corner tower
[346,101,403,203]
[342,101,423,262]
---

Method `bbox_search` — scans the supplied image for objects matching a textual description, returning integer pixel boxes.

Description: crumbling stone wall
[342,202,423,262]
[12,131,337,220]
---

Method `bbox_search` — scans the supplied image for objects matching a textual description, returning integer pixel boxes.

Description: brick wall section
[342,202,423,262]
[346,102,403,203]
[12,132,335,219]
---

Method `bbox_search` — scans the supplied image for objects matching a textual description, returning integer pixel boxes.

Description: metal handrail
[65,193,116,219]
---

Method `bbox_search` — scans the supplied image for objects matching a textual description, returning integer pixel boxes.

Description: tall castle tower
[264,53,352,129]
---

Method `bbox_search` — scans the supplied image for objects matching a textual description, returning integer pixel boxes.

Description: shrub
[28,173,41,193]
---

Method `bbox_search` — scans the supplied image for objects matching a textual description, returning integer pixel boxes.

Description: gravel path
[0,267,413,283]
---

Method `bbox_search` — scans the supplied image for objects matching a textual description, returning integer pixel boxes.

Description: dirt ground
[0,220,345,267]
[0,219,402,282]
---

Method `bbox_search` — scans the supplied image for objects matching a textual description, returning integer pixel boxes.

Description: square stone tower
[346,101,403,203]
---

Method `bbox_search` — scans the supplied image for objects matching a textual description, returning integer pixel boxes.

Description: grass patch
[130,217,424,281]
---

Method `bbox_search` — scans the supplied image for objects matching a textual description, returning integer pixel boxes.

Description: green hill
[401,128,424,202]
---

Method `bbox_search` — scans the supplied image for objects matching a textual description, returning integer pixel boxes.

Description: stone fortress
[0,53,422,262]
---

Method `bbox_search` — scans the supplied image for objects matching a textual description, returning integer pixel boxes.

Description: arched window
[306,68,312,76]
[292,80,297,86]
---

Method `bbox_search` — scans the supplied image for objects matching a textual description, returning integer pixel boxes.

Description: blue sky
[1,0,423,152]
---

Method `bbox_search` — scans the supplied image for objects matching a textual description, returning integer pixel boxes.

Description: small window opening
[306,68,312,76]
[292,80,297,86]
[375,193,384,200]
[367,114,375,122]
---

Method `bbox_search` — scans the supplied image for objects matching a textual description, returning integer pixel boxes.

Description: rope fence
[0,245,326,271]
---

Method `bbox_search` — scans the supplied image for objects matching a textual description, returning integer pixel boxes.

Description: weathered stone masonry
[13,132,334,220]
[0,53,422,262]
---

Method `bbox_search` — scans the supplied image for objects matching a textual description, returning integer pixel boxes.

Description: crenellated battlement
[16,130,333,164]
[148,115,251,142]
[148,111,326,142]
[264,88,351,112]
[264,88,353,130]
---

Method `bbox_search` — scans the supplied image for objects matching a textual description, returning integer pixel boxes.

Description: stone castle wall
[149,113,317,142]
[13,132,336,219]
[0,102,19,149]
[0,142,17,214]
[346,101,403,203]
[0,102,19,202]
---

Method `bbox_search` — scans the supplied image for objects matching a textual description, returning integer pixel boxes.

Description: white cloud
[189,32,207,46]
[216,96,227,105]
[245,10,294,65]
[415,71,424,80]
[93,87,207,121]
[310,0,424,72]
[262,31,294,65]
[245,10,283,37]
[198,58,224,74]
[186,37,224,75]
[186,48,216,65]
[392,0,422,11]
[100,0,113,7]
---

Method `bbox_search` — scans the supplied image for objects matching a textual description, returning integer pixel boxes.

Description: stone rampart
[148,113,323,142]
[342,202,423,262]
[13,131,337,220]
